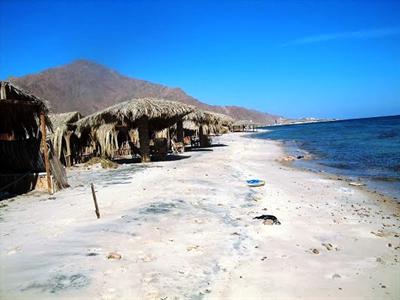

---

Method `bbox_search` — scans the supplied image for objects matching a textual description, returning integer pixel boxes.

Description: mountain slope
[9,60,281,123]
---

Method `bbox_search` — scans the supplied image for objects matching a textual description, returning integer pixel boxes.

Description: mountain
[8,60,281,124]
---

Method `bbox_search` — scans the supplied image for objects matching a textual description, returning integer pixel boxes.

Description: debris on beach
[85,157,118,169]
[349,181,365,187]
[107,252,122,260]
[371,230,390,237]
[280,155,296,162]
[322,243,333,251]
[187,245,200,251]
[296,154,313,160]
[312,248,320,254]
[263,219,275,225]
[246,179,265,187]
[253,214,281,225]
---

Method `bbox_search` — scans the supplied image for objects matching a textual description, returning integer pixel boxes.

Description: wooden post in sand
[65,132,72,167]
[91,183,100,219]
[199,125,207,148]
[40,112,52,194]
[176,119,184,143]
[138,116,151,162]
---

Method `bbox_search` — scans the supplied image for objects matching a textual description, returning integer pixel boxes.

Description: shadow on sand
[185,143,228,152]
[114,154,191,164]
[186,148,213,152]
[203,143,228,148]
[153,155,191,162]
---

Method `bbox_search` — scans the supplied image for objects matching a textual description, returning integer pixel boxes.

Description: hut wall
[0,81,62,196]
[0,138,44,197]
[0,173,39,199]
[0,138,45,173]
[95,124,119,158]
[49,142,69,190]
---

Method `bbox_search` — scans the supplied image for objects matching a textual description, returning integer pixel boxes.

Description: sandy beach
[0,133,399,300]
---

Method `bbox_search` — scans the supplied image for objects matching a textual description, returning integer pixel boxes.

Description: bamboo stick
[91,183,100,219]
[138,116,151,162]
[177,119,184,143]
[40,112,52,194]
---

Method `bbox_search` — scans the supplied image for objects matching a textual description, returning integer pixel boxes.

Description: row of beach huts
[0,81,257,198]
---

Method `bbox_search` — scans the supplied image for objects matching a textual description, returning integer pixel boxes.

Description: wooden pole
[40,112,52,194]
[0,84,6,99]
[91,183,100,219]
[176,119,184,143]
[199,125,207,147]
[138,116,151,162]
[167,126,171,150]
[65,132,72,167]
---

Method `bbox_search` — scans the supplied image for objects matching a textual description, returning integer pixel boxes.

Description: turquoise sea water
[255,115,400,200]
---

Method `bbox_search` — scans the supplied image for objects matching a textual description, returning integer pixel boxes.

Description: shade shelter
[49,111,82,167]
[75,98,194,162]
[210,112,234,134]
[0,81,67,197]
[183,109,233,147]
[232,120,257,132]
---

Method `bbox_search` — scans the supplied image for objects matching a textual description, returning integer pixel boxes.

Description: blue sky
[0,0,399,119]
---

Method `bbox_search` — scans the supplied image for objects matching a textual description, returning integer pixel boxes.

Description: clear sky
[1,0,399,119]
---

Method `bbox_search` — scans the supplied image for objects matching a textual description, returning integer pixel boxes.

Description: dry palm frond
[75,98,195,134]
[49,111,82,159]
[0,81,52,138]
[183,109,219,125]
[74,98,195,158]
[49,111,82,132]
[0,81,50,114]
[183,109,234,134]
[233,119,258,126]
[209,112,234,125]
[95,124,119,158]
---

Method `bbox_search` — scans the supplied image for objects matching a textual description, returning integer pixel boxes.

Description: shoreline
[1,133,399,299]
[249,129,400,202]
[248,133,400,221]
[271,137,400,212]
[274,140,399,205]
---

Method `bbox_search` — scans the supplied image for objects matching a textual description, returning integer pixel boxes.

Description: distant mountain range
[7,60,282,124]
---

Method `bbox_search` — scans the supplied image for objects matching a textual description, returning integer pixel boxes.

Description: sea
[255,115,400,200]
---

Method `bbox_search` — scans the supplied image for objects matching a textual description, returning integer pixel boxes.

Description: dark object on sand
[247,179,265,187]
[91,183,100,219]
[312,248,320,254]
[107,252,122,260]
[253,214,281,225]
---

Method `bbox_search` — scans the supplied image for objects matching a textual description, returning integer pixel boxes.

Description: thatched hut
[210,112,234,134]
[232,120,257,132]
[75,98,194,162]
[0,81,67,197]
[183,110,233,147]
[49,111,82,167]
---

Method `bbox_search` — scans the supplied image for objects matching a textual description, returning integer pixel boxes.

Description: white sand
[0,133,399,300]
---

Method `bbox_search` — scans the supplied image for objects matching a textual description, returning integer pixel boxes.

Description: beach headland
[0,133,399,300]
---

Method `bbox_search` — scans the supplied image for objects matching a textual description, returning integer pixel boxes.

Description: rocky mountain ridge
[8,60,281,124]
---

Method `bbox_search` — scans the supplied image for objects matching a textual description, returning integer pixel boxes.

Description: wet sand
[0,133,399,300]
